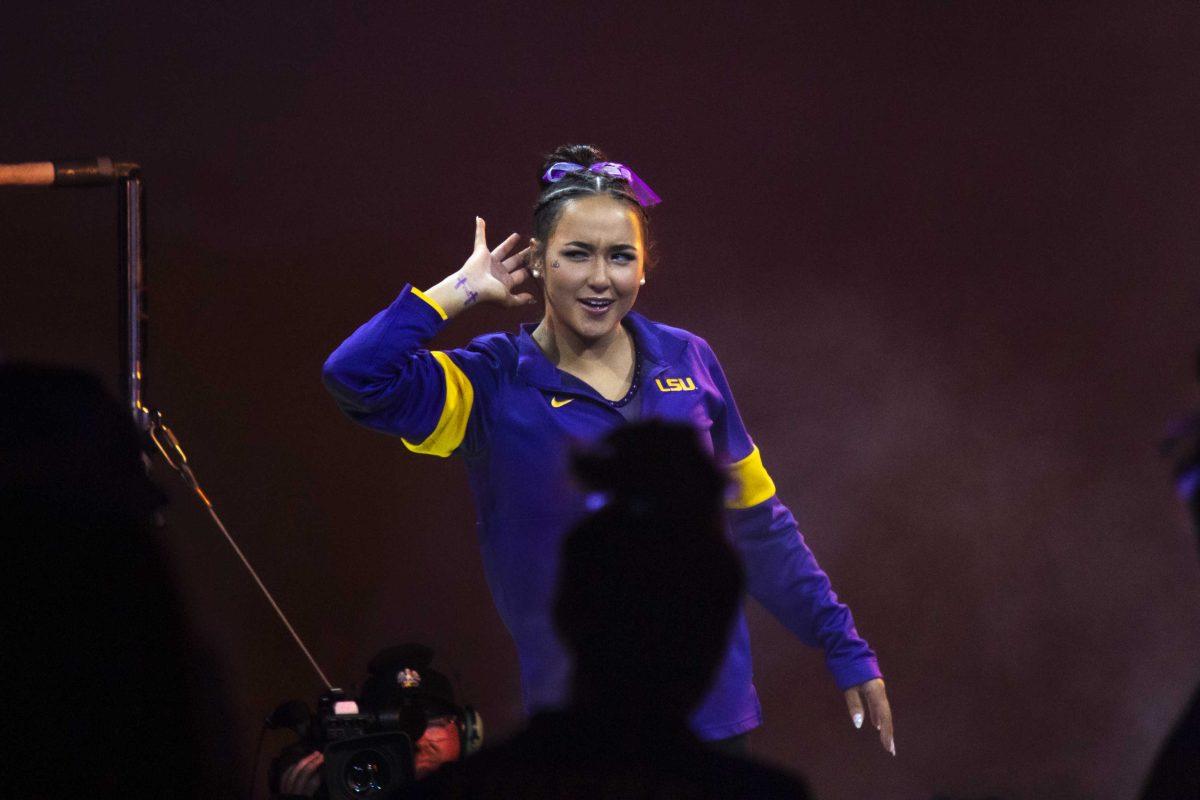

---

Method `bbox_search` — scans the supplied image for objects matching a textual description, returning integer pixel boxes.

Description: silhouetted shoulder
[398,712,811,800]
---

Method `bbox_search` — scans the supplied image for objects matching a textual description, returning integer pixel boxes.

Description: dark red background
[3,4,1198,798]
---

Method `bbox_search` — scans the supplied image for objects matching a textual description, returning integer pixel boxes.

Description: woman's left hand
[844,678,895,755]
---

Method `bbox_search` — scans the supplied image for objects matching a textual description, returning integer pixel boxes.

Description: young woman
[323,145,894,754]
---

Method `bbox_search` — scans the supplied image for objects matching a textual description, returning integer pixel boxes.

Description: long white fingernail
[888,740,896,756]
[853,713,863,729]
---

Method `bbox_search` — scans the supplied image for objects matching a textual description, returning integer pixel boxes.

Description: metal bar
[118,171,149,432]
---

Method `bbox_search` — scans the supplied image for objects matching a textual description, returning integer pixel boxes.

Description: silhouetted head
[1,364,208,797]
[0,363,165,522]
[554,422,743,719]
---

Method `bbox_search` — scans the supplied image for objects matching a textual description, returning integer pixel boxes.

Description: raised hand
[425,217,534,316]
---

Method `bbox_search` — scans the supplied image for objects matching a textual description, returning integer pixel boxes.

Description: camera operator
[271,643,479,799]
[276,716,460,798]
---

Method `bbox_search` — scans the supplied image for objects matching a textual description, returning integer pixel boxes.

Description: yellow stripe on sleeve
[726,446,777,509]
[410,286,449,320]
[402,351,474,457]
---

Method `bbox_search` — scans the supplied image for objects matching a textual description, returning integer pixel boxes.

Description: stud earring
[639,277,646,286]
[532,269,541,278]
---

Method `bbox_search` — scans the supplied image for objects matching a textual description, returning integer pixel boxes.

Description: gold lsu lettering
[655,377,697,392]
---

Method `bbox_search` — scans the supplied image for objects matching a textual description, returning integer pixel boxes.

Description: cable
[147,409,335,691]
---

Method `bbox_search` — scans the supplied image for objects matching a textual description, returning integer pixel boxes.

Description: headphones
[457,704,484,757]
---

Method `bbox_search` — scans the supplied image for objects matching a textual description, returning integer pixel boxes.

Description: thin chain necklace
[608,337,641,408]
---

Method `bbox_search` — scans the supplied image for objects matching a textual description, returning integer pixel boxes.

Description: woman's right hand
[466,216,534,307]
[425,217,534,317]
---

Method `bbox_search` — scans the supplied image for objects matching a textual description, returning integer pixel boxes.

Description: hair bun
[540,143,605,184]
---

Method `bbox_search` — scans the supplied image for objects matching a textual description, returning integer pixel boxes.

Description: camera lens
[343,749,391,795]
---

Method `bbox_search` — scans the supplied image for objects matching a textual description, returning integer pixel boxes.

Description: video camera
[267,644,482,799]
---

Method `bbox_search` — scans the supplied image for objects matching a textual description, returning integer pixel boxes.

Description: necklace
[608,338,641,408]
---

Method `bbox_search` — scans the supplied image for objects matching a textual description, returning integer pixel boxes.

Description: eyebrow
[564,241,638,251]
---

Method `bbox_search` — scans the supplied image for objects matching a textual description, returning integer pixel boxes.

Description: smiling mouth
[578,298,615,313]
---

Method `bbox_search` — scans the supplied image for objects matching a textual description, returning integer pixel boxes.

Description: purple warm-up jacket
[322,285,881,740]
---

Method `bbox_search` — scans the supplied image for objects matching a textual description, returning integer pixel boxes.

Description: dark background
[2,4,1198,798]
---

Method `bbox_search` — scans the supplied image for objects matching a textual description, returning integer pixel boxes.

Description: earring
[639,277,646,285]
[532,269,541,278]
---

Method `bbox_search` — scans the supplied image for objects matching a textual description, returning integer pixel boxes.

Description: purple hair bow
[542,160,662,207]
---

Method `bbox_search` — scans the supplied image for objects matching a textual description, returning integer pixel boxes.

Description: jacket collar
[515,311,690,392]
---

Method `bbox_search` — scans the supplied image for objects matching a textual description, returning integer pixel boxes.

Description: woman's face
[539,194,645,346]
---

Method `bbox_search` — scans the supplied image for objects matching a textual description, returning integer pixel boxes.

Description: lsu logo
[655,377,696,392]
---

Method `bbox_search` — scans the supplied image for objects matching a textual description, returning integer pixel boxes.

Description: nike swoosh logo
[550,396,574,408]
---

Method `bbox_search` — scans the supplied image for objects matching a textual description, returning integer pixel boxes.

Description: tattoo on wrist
[452,274,479,306]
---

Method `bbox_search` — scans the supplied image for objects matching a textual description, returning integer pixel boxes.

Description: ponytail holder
[541,161,662,208]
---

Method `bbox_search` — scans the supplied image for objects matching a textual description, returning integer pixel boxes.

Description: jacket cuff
[830,657,883,691]
[394,283,450,332]
[408,285,449,320]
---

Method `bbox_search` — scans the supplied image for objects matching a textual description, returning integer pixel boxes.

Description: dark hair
[533,143,652,268]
